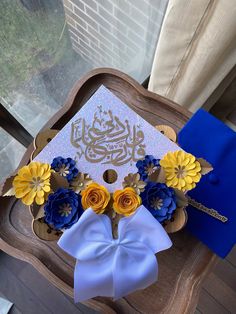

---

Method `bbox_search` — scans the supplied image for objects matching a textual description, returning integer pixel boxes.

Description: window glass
[0,128,26,180]
[0,0,168,181]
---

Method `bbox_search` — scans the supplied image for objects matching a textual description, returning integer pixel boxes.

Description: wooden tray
[0,68,216,313]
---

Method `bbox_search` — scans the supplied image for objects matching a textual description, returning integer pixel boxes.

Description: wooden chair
[0,68,216,313]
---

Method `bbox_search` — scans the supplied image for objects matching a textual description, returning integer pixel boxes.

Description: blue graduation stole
[178,109,236,258]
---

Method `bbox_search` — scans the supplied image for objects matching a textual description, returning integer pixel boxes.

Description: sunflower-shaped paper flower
[13,162,51,205]
[70,173,93,193]
[160,150,201,191]
[44,188,83,230]
[122,173,146,194]
[113,187,141,216]
[51,157,78,183]
[136,155,160,181]
[81,183,110,214]
[140,182,176,223]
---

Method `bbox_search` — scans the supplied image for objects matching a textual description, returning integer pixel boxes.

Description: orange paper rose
[81,183,110,214]
[113,187,141,216]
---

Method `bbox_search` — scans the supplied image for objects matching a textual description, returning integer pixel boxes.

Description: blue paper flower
[140,182,176,223]
[44,188,83,230]
[136,155,160,181]
[51,156,78,182]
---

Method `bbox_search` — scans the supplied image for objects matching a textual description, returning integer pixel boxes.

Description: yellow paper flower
[81,183,110,214]
[160,150,201,191]
[13,162,51,206]
[113,187,141,216]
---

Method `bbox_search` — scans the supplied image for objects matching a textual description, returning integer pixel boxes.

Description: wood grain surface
[0,68,216,313]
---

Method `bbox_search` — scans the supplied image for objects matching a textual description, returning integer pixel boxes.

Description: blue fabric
[178,109,236,258]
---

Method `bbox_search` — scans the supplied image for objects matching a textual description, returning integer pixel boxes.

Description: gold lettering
[71,106,146,166]
[187,196,228,223]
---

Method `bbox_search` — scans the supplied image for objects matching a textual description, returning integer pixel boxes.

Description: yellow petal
[185,163,196,170]
[187,170,200,176]
[179,178,186,188]
[37,166,45,177]
[177,182,182,190]
[185,176,193,184]
[18,166,32,179]
[42,163,51,173]
[29,164,38,177]
[192,173,201,183]
[188,154,196,163]
[13,180,31,188]
[15,186,31,198]
[37,190,44,198]
[42,185,50,192]
[159,159,168,167]
[41,171,51,180]
[35,196,44,205]
[22,190,36,205]
[194,162,201,172]
[166,173,176,180]
[170,177,179,186]
[177,153,183,164]
[181,157,189,167]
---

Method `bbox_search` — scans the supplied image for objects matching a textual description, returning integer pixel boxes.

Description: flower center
[175,165,186,178]
[123,197,132,206]
[145,163,158,175]
[59,203,72,217]
[31,177,44,190]
[57,164,70,177]
[150,197,163,210]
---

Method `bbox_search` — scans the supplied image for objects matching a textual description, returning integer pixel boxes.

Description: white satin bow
[58,205,172,302]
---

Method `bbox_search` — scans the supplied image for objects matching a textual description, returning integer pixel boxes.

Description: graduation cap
[34,85,180,193]
[178,109,236,258]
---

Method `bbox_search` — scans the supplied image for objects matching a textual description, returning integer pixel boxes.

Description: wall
[63,0,168,80]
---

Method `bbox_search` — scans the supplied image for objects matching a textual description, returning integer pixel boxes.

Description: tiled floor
[0,252,96,314]
[197,246,236,314]
[0,246,236,313]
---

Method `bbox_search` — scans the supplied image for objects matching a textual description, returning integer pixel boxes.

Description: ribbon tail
[74,253,114,302]
[113,244,158,300]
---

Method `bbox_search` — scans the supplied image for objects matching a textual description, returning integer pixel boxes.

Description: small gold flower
[150,197,163,210]
[160,150,202,191]
[13,162,51,205]
[113,187,141,216]
[58,203,72,217]
[122,173,146,194]
[81,183,110,214]
[70,173,93,193]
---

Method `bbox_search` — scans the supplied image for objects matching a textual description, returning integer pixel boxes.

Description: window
[0,0,168,181]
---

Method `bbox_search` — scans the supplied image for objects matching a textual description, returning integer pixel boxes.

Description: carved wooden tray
[0,68,216,314]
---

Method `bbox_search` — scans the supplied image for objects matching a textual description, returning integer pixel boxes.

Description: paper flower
[13,162,51,205]
[160,150,201,191]
[44,188,82,230]
[81,183,110,214]
[70,173,93,193]
[140,182,176,223]
[113,187,141,216]
[51,157,78,183]
[136,155,160,181]
[122,173,146,194]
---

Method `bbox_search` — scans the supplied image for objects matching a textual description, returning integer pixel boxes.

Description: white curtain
[148,0,236,113]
